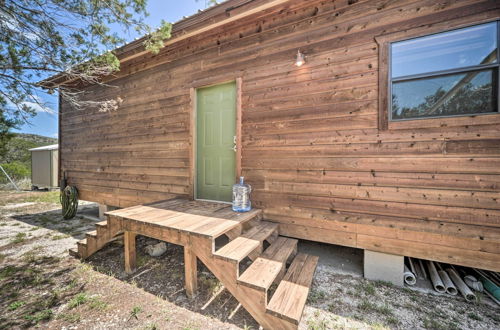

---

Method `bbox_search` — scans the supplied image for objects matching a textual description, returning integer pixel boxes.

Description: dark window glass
[392,69,498,120]
[392,22,497,78]
[390,22,499,121]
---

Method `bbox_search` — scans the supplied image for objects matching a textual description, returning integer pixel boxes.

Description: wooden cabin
[48,0,499,275]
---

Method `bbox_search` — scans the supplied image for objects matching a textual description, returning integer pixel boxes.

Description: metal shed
[29,144,58,190]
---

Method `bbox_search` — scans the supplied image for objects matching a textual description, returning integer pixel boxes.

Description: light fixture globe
[295,50,305,67]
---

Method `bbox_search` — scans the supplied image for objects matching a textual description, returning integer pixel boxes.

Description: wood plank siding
[59,0,500,271]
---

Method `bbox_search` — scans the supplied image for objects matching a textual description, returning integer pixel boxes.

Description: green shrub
[0,161,30,182]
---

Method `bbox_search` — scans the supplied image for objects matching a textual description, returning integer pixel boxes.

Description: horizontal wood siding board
[263,207,500,241]
[357,234,500,272]
[255,192,500,227]
[244,170,500,192]
[243,140,500,158]
[242,125,500,147]
[60,0,500,271]
[243,157,500,174]
[259,182,500,210]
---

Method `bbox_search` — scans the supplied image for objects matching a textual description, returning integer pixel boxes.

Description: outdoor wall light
[295,50,305,67]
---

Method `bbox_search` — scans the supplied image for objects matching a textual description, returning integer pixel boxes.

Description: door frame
[189,77,242,201]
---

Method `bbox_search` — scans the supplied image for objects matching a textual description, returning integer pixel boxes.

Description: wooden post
[184,245,198,297]
[124,231,136,274]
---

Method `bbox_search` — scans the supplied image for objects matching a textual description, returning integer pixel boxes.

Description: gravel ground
[0,190,498,329]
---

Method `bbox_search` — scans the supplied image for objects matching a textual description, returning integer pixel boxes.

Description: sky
[14,0,212,138]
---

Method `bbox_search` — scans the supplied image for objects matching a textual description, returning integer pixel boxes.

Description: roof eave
[39,0,289,88]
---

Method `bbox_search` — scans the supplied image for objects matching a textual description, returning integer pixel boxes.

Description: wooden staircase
[69,201,318,329]
[69,219,121,259]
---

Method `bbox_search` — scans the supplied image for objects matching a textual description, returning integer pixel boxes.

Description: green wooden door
[196,82,236,202]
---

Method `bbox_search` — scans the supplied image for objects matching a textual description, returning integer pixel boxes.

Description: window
[389,22,499,121]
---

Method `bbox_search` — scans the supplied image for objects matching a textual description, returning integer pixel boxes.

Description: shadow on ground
[85,236,260,329]
[11,206,100,241]
[0,255,82,328]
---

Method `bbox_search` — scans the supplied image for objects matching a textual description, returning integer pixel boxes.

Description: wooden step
[85,230,98,254]
[238,237,298,291]
[70,218,122,260]
[68,247,80,258]
[211,208,263,239]
[86,230,97,238]
[214,221,278,263]
[76,238,87,258]
[266,253,319,325]
[95,221,108,237]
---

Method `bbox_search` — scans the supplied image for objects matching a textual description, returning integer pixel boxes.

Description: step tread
[214,221,278,262]
[77,238,87,246]
[210,208,263,238]
[266,253,319,325]
[95,221,108,227]
[86,230,97,237]
[238,237,298,291]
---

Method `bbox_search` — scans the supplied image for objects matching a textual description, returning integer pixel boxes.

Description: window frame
[388,21,500,122]
[375,17,500,130]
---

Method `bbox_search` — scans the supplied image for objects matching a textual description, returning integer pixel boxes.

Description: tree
[0,111,18,158]
[392,82,494,120]
[197,0,218,8]
[0,0,172,126]
[1,135,37,165]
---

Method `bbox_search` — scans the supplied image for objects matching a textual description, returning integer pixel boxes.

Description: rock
[145,242,167,257]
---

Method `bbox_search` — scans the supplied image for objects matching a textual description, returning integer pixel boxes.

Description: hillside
[1,133,57,164]
[13,133,58,147]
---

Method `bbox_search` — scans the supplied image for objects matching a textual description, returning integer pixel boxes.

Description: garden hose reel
[60,185,79,219]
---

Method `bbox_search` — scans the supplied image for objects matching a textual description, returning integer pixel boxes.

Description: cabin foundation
[98,204,108,220]
[364,250,404,287]
[98,204,118,220]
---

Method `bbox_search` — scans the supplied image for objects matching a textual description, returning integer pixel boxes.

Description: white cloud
[52,132,59,138]
[0,12,39,41]
[20,101,53,113]
[5,95,55,114]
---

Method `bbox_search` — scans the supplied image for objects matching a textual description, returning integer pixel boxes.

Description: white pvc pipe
[404,265,417,286]
[447,268,477,303]
[427,261,446,293]
[408,257,417,274]
[418,259,427,279]
[438,269,457,295]
[464,275,484,292]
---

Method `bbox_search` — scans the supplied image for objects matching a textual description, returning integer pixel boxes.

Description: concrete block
[98,204,109,220]
[364,250,404,286]
[99,204,118,220]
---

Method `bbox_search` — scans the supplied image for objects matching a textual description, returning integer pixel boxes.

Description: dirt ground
[0,190,498,330]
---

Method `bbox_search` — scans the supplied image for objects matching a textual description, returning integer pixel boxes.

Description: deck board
[105,198,262,239]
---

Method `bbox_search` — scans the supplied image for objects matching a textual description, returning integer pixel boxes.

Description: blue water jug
[232,176,251,212]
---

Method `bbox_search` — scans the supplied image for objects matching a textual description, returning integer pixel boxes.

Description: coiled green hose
[60,185,79,219]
